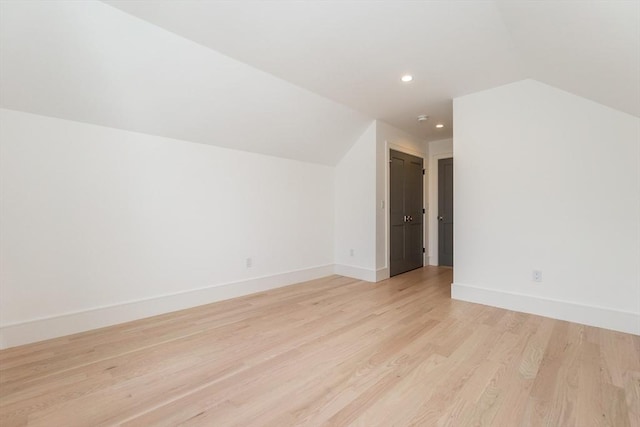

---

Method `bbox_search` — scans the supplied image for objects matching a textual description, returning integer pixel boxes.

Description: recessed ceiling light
[401,75,413,82]
[436,124,444,128]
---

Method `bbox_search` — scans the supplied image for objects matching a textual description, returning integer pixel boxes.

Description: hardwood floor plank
[122,291,440,426]
[0,267,638,426]
[625,371,640,427]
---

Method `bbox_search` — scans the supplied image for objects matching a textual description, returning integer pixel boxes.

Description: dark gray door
[390,150,423,277]
[438,158,454,266]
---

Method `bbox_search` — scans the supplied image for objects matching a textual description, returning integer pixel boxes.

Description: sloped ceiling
[104,0,640,130]
[1,1,638,166]
[103,0,524,143]
[496,0,640,119]
[0,1,371,165]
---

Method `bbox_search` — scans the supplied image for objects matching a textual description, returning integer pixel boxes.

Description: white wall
[427,138,453,266]
[0,109,335,348]
[334,120,427,282]
[452,79,640,335]
[334,122,377,281]
[376,121,428,278]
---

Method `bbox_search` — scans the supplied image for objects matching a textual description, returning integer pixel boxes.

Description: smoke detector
[417,115,429,122]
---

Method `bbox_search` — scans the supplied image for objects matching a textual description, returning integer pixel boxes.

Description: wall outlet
[350,249,354,257]
[532,270,542,282]
[246,257,252,268]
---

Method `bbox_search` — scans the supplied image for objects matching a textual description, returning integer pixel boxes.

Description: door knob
[438,216,444,221]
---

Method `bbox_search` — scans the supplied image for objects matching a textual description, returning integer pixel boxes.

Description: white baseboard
[451,282,640,335]
[376,267,390,282]
[0,264,334,349]
[334,264,376,282]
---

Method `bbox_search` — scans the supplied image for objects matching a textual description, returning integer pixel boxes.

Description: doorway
[438,158,454,266]
[389,149,424,276]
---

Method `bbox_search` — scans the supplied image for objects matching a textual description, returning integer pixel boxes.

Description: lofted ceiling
[0,0,371,165]
[104,0,524,141]
[104,0,640,133]
[1,1,638,165]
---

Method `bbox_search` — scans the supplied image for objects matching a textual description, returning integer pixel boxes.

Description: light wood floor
[1,267,639,426]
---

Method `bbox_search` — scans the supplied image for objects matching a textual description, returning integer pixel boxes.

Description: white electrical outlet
[246,258,252,268]
[532,270,542,282]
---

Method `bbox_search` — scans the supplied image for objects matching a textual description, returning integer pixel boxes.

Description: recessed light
[436,124,444,128]
[401,75,413,82]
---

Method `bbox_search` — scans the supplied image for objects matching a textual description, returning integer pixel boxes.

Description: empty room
[1,1,639,426]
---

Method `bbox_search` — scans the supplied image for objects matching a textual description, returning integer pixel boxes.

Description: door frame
[428,153,453,266]
[385,142,427,275]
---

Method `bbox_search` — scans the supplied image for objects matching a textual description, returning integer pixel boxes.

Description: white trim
[387,142,425,159]
[385,142,428,273]
[428,152,453,266]
[0,264,334,349]
[376,267,390,282]
[334,264,377,282]
[451,282,640,335]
